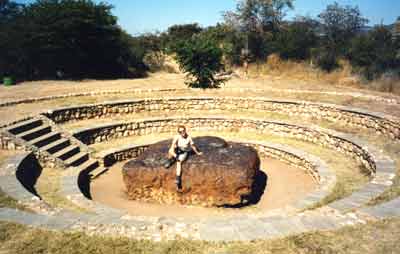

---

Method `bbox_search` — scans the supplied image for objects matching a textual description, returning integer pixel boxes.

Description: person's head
[177,125,187,137]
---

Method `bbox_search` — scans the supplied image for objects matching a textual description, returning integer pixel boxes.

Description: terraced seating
[0,93,400,241]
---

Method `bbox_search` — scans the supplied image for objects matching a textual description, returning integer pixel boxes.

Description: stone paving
[0,92,400,241]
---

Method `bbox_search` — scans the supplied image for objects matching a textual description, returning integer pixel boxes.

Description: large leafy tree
[0,0,146,81]
[275,16,318,60]
[318,2,368,54]
[0,0,25,78]
[223,0,294,61]
[224,0,294,33]
[312,2,368,72]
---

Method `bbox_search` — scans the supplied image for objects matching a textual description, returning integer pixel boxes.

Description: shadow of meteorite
[246,169,268,205]
[220,169,268,209]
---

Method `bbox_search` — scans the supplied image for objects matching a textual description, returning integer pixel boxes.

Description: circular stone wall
[122,136,260,207]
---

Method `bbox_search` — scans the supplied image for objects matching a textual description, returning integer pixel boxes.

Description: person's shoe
[163,158,175,169]
[175,176,182,190]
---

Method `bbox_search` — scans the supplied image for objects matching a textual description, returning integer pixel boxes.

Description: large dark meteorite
[122,136,260,207]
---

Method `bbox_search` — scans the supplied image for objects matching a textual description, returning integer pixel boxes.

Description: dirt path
[91,157,316,218]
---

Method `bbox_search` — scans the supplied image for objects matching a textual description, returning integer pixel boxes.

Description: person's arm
[191,144,202,155]
[189,137,202,155]
[169,136,178,157]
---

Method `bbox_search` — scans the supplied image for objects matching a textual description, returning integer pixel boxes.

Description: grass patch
[0,189,25,210]
[0,150,28,210]
[1,218,400,254]
[35,167,89,213]
[365,139,400,206]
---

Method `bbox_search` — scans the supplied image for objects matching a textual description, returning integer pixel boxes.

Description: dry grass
[245,54,400,96]
[246,54,362,89]
[0,190,23,210]
[367,75,400,95]
[1,218,400,254]
[35,167,89,213]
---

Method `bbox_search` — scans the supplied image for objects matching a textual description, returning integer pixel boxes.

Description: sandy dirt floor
[91,157,316,218]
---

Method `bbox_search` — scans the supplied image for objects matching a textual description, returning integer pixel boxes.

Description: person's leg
[175,152,188,190]
[176,161,182,177]
[175,161,182,189]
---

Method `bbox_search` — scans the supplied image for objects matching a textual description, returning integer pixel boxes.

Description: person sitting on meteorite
[165,125,202,190]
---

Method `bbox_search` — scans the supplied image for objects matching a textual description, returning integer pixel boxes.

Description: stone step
[41,138,71,154]
[52,144,80,161]
[28,131,61,148]
[64,151,89,167]
[6,118,43,135]
[90,167,109,180]
[76,159,100,172]
[16,125,51,141]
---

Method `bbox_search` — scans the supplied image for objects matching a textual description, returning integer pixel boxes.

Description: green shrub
[174,35,225,88]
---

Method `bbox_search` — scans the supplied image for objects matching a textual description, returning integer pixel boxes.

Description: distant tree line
[1,0,399,85]
[139,0,400,84]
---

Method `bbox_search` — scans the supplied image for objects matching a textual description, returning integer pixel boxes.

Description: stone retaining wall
[74,117,376,175]
[97,144,149,167]
[0,131,25,150]
[45,97,400,140]
[0,88,398,109]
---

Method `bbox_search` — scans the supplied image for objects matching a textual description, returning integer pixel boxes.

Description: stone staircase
[4,117,105,178]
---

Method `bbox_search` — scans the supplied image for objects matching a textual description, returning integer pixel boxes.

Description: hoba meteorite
[122,136,260,207]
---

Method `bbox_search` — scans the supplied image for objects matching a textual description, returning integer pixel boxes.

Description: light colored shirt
[173,134,194,152]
